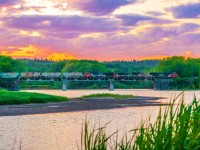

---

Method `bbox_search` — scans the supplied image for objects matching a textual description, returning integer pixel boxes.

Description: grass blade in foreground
[80,95,200,150]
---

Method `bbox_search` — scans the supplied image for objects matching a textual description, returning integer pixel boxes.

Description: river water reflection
[0,89,199,150]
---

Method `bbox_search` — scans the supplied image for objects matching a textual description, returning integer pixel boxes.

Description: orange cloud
[46,53,76,61]
[0,45,77,61]
[0,45,39,57]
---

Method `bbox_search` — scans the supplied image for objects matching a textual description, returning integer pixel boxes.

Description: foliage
[19,81,61,89]
[115,81,154,89]
[103,60,160,73]
[22,59,54,72]
[62,60,108,73]
[0,90,68,105]
[0,55,160,74]
[0,56,25,72]
[48,60,67,72]
[156,56,200,78]
[47,59,160,74]
[80,95,200,150]
[156,56,200,89]
[80,93,136,99]
[170,77,200,89]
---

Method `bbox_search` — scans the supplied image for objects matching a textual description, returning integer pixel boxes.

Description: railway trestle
[0,73,176,91]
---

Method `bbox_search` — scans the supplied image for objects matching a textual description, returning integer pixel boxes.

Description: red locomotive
[83,72,94,78]
[168,73,178,78]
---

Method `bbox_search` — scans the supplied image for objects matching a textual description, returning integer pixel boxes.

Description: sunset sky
[0,0,200,61]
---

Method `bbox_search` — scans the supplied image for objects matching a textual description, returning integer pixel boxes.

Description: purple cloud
[17,5,45,12]
[0,0,21,7]
[73,0,137,15]
[115,14,165,26]
[172,23,200,33]
[178,33,200,45]
[1,22,200,60]
[45,32,81,39]
[140,23,200,41]
[171,2,200,18]
[146,11,165,17]
[3,15,120,33]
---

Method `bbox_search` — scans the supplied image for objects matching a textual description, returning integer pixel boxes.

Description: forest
[0,55,200,89]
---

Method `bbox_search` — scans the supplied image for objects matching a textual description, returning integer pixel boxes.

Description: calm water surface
[0,89,199,150]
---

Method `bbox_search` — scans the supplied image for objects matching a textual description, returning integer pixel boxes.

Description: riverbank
[0,96,164,116]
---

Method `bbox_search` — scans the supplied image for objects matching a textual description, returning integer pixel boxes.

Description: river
[0,89,199,150]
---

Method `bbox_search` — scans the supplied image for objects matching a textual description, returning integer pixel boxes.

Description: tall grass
[79,95,200,150]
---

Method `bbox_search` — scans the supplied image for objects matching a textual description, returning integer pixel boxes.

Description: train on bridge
[0,72,178,80]
[0,72,178,91]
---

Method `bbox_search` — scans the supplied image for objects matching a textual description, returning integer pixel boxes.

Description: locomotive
[149,72,178,78]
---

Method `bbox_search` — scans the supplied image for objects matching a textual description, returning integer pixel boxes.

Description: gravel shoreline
[0,96,166,116]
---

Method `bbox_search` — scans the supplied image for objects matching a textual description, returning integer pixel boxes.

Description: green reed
[79,94,200,150]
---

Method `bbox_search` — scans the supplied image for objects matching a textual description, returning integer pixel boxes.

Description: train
[149,72,178,78]
[0,72,178,79]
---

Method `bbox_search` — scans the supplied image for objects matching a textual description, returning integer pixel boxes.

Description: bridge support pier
[108,81,114,91]
[6,79,19,91]
[50,79,54,86]
[153,81,157,90]
[62,79,67,91]
[13,79,19,91]
[155,79,174,90]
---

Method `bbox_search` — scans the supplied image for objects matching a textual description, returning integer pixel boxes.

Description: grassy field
[80,93,136,99]
[0,90,68,105]
[80,95,200,150]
